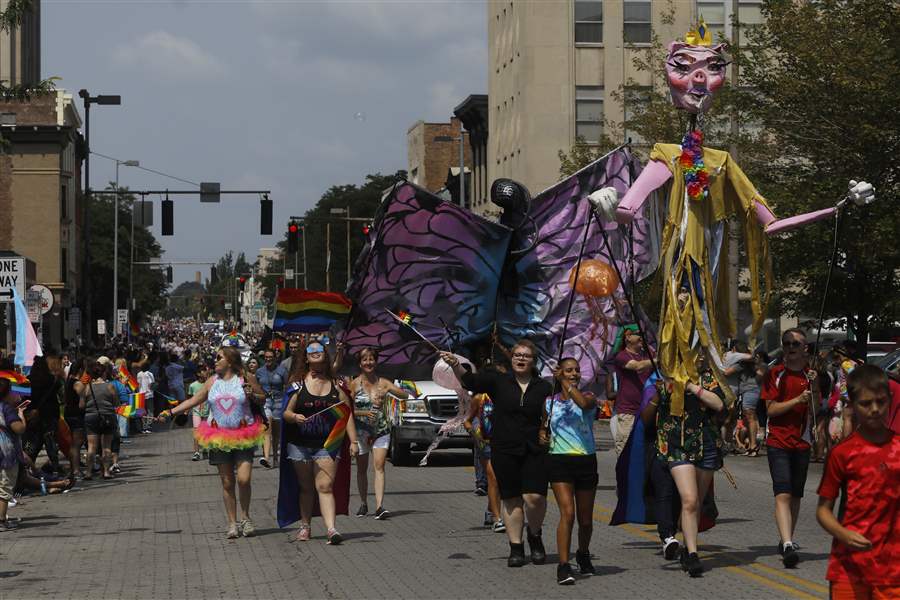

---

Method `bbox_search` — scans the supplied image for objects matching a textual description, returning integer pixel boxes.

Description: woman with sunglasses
[281,341,359,544]
[158,346,267,539]
[349,347,410,519]
[440,339,553,568]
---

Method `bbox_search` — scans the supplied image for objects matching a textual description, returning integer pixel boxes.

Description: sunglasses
[512,353,534,360]
[306,345,325,354]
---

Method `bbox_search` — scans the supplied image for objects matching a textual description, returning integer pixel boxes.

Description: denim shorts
[285,443,333,462]
[671,433,721,471]
[766,445,810,497]
[208,447,255,466]
[264,396,284,421]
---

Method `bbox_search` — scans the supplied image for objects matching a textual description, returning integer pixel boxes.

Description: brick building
[406,117,472,207]
[0,90,84,349]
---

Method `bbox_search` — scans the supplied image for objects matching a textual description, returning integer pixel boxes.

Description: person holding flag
[279,341,358,545]
[158,347,267,540]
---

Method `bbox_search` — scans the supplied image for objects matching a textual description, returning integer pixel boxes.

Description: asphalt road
[1,423,833,599]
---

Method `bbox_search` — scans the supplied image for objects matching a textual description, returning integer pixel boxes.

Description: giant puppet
[589,19,874,416]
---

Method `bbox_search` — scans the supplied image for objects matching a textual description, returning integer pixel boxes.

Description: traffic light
[287,221,300,253]
[260,193,273,235]
[161,193,174,236]
[210,266,218,284]
[166,266,173,283]
[239,276,246,291]
[362,223,372,236]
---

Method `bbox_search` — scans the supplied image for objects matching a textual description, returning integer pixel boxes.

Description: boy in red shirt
[816,364,900,599]
[760,328,819,568]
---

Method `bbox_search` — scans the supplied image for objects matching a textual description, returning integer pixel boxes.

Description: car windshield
[874,348,900,369]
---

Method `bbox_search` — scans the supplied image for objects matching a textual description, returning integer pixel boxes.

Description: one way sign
[0,256,26,304]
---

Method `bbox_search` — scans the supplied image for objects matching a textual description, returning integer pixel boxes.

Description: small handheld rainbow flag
[322,402,352,456]
[132,392,147,415]
[118,365,138,392]
[396,310,413,325]
[0,370,31,396]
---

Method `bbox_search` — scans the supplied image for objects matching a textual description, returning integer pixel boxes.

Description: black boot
[527,528,546,565]
[680,548,704,577]
[508,542,527,567]
[575,550,595,575]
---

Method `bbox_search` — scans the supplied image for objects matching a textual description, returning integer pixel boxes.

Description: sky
[42,0,487,285]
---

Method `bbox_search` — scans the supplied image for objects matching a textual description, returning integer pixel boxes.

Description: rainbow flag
[116,392,147,418]
[270,336,286,352]
[396,310,413,325]
[384,396,403,426]
[129,321,140,337]
[273,289,351,333]
[322,402,352,456]
[0,370,30,396]
[118,365,138,392]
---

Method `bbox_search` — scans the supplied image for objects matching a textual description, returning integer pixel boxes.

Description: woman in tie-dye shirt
[540,357,599,585]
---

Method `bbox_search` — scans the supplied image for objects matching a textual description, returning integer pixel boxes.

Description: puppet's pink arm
[616,159,672,224]
[756,201,837,235]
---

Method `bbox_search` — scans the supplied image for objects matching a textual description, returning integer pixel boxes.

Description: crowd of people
[1,318,898,596]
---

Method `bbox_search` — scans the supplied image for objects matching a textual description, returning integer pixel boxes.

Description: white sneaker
[663,536,680,560]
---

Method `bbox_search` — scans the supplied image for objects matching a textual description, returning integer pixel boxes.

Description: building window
[575,86,604,143]
[574,0,602,44]
[696,1,725,42]
[624,0,652,44]
[61,247,68,283]
[737,1,763,46]
[624,86,652,144]
[60,184,68,220]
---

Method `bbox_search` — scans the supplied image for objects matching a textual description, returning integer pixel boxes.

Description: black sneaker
[663,536,681,560]
[782,542,800,568]
[575,550,595,575]
[356,503,368,518]
[557,563,576,585]
[680,550,704,577]
[527,528,546,565]
[373,506,390,520]
[474,486,487,496]
[507,543,527,568]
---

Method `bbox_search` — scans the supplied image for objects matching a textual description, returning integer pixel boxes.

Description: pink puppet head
[665,41,729,114]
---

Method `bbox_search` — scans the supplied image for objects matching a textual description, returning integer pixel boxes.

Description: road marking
[748,563,829,594]
[725,566,823,600]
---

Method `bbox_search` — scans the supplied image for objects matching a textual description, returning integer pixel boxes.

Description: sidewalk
[1,424,831,599]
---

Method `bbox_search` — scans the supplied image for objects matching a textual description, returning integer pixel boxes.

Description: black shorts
[548,454,599,491]
[64,415,85,433]
[766,446,810,497]
[84,413,117,436]
[490,450,548,499]
[209,448,255,466]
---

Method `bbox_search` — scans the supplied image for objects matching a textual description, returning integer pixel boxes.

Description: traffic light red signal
[362,224,371,235]
[287,220,302,253]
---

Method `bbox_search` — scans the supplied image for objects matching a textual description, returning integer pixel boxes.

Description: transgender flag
[12,289,42,368]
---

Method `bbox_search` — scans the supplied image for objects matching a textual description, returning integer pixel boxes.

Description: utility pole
[728,0,741,337]
[325,222,331,292]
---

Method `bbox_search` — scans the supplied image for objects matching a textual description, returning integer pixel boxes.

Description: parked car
[387,380,472,466]
[874,348,900,374]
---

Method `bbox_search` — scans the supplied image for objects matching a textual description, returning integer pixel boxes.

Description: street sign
[97,319,107,335]
[0,256,26,304]
[117,309,129,334]
[285,268,294,279]
[26,290,41,323]
[29,284,53,315]
[200,182,220,203]
[224,302,232,310]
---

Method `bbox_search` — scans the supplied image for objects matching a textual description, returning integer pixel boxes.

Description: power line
[92,151,201,187]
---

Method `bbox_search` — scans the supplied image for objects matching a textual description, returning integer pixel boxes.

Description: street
[3,424,831,599]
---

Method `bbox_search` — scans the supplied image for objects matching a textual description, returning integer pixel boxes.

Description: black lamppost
[78,90,121,344]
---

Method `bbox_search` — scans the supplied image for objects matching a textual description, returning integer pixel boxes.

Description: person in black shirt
[441,339,553,568]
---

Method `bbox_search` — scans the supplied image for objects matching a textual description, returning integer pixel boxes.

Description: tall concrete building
[486,0,762,198]
[0,0,40,87]
[0,91,84,349]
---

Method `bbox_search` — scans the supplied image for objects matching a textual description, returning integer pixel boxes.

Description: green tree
[89,185,169,324]
[740,0,900,354]
[167,281,205,319]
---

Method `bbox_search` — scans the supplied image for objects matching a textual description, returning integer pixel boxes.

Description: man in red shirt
[816,364,900,599]
[760,328,818,568]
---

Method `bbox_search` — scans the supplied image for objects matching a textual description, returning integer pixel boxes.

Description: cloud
[113,31,228,81]
[428,81,460,117]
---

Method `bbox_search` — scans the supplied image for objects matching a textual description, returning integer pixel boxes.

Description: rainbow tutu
[195,420,264,451]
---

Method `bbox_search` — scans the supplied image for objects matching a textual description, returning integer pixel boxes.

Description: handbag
[89,382,117,431]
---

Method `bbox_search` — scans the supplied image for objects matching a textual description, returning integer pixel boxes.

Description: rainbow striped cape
[273,289,351,333]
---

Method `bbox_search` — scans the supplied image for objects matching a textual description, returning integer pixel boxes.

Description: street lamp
[113,159,139,336]
[78,89,121,343]
[434,131,467,207]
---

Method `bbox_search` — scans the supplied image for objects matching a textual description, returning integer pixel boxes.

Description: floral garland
[679,130,709,201]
